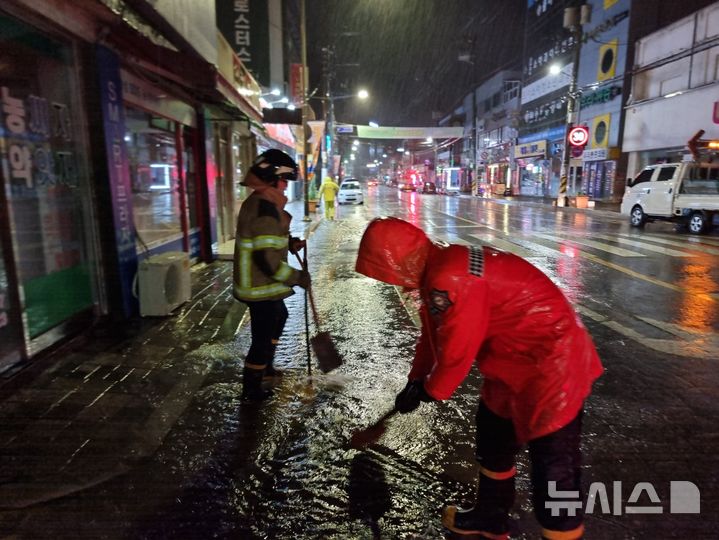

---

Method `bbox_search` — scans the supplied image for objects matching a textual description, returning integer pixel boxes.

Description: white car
[337,179,364,205]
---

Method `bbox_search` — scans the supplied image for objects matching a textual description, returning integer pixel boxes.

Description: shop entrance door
[214,125,235,245]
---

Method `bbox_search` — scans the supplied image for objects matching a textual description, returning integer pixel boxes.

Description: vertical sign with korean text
[290,63,304,106]
[216,0,270,88]
[96,45,138,316]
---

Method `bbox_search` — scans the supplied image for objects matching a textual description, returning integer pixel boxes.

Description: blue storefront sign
[96,45,138,317]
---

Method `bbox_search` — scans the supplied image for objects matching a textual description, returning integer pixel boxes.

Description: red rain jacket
[356,218,603,442]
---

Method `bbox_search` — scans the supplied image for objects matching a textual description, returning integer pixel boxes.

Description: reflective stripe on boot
[541,524,584,540]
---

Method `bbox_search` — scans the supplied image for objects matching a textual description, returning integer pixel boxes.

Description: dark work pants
[475,400,584,534]
[245,300,288,368]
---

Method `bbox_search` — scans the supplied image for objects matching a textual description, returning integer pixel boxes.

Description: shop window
[503,81,520,103]
[124,107,182,249]
[0,13,97,339]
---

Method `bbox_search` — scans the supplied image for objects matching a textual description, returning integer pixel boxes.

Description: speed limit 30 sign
[568,126,589,147]
[568,126,589,146]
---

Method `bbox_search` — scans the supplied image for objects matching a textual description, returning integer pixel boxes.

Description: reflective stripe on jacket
[233,192,300,302]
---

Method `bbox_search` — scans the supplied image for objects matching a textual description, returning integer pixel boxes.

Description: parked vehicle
[620,160,719,233]
[338,179,364,205]
[398,170,422,191]
[421,181,437,194]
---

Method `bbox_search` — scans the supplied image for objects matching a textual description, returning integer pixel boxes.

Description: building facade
[0,0,272,374]
[623,1,719,177]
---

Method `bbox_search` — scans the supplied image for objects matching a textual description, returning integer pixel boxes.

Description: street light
[556,4,590,207]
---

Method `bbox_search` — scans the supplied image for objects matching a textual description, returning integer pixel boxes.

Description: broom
[295,251,343,373]
[349,407,398,449]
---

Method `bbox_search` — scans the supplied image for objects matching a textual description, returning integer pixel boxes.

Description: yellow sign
[604,0,619,8]
[597,39,618,82]
[592,114,611,148]
[514,140,547,158]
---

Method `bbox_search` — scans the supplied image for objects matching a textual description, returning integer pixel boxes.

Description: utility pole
[472,89,478,196]
[300,0,310,221]
[557,4,590,207]
[322,46,335,178]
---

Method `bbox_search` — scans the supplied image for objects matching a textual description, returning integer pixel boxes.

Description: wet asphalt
[1,187,718,539]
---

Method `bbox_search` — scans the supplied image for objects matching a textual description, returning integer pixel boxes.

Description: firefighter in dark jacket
[355,217,603,540]
[233,149,311,401]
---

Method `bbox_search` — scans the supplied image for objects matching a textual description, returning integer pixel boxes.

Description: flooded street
[2,188,718,539]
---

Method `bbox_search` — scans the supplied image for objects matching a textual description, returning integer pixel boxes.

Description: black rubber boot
[442,506,509,539]
[241,367,273,402]
[263,363,284,379]
[442,475,513,538]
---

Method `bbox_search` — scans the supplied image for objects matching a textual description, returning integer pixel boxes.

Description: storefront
[486,143,512,195]
[581,148,620,200]
[515,140,549,196]
[0,10,102,362]
[120,69,203,259]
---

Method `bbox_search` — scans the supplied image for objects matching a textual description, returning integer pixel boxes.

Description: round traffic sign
[568,126,589,147]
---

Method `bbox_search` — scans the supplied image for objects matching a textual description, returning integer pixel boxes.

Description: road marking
[617,233,719,256]
[468,234,535,258]
[590,234,696,257]
[650,232,719,247]
[575,306,718,359]
[438,211,719,303]
[579,250,719,302]
[533,232,646,257]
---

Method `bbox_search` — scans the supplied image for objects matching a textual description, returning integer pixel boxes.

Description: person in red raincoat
[355,217,603,540]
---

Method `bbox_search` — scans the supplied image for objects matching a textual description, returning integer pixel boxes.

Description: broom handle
[294,251,322,327]
[299,250,312,377]
[371,407,399,428]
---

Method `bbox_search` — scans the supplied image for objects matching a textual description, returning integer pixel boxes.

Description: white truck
[620,160,719,234]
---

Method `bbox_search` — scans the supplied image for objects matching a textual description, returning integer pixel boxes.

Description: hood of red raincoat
[355,217,431,288]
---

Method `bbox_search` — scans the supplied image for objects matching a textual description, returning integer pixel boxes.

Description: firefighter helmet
[249,149,298,184]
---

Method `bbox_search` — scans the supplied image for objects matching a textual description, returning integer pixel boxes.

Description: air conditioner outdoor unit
[138,251,191,317]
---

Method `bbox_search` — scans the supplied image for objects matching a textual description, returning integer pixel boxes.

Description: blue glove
[395,380,434,414]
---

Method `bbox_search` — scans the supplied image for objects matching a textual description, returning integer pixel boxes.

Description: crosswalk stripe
[468,234,535,258]
[591,234,696,257]
[617,233,719,256]
[437,210,718,302]
[577,250,719,302]
[533,233,646,257]
[649,232,719,247]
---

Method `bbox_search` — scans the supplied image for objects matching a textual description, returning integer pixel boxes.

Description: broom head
[311,331,342,373]
[349,420,388,449]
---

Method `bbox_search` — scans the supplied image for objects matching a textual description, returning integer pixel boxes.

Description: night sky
[306,0,526,128]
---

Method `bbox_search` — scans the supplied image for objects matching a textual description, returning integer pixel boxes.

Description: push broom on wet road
[295,250,343,374]
[349,407,399,449]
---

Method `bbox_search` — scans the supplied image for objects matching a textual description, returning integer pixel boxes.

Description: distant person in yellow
[319,175,340,220]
